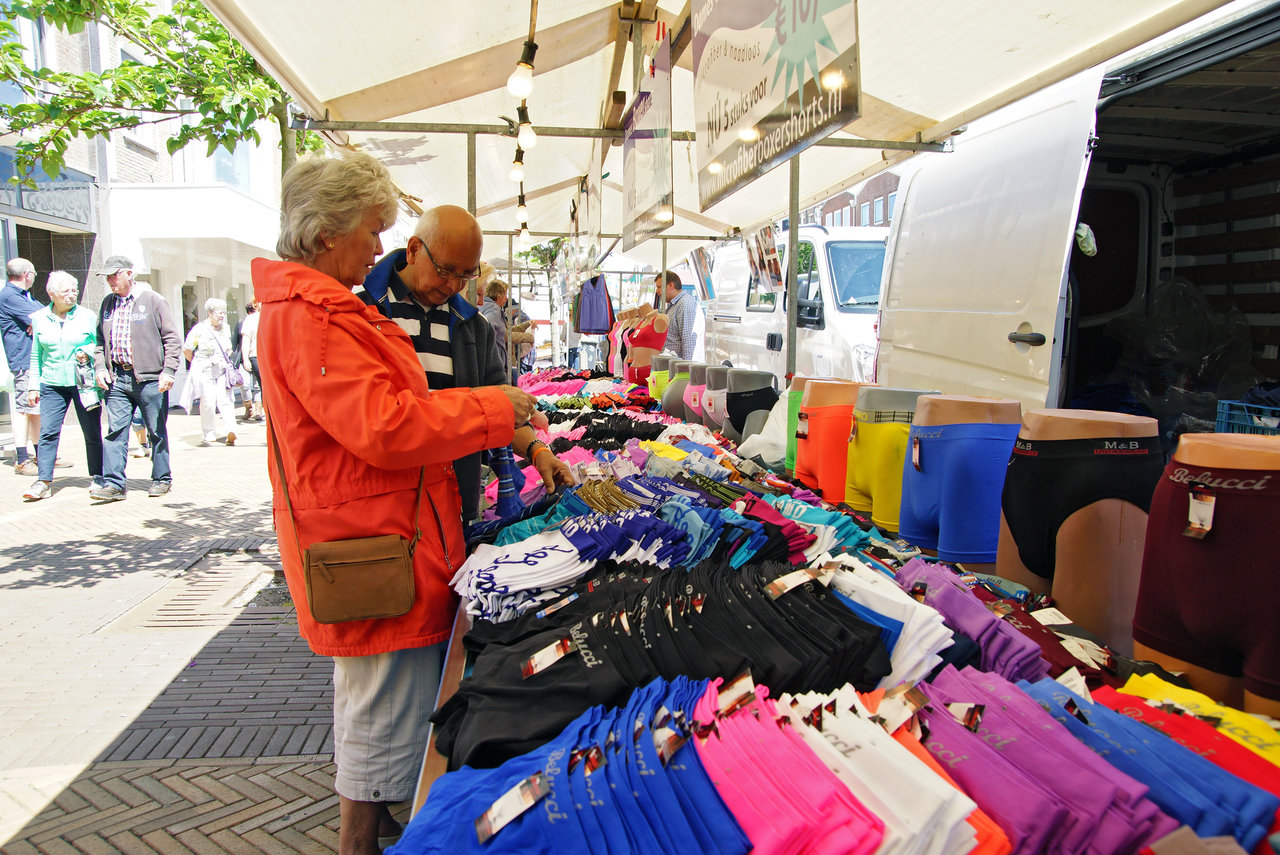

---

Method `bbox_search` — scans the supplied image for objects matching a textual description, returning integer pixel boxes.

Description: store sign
[623,31,674,252]
[692,0,861,210]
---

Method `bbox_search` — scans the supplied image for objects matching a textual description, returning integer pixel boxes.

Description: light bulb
[506,41,538,98]
[517,122,538,150]
[507,64,533,98]
[510,147,525,184]
[518,224,532,246]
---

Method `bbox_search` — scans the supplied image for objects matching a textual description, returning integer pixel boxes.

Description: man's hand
[157,375,175,393]
[498,385,536,426]
[533,448,576,492]
[95,369,112,390]
[27,389,39,407]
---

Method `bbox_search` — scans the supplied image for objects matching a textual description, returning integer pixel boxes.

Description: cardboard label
[796,411,810,440]
[520,637,577,679]
[717,672,756,717]
[764,565,834,599]
[911,436,922,471]
[1184,481,1215,539]
[534,593,579,620]
[474,772,549,843]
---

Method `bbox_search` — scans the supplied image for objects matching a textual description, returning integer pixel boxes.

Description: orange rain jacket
[252,258,514,657]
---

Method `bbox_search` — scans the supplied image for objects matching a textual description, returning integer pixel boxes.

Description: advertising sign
[746,223,783,294]
[692,0,860,210]
[623,30,674,251]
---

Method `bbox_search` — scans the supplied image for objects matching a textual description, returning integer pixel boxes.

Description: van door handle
[1008,332,1046,346]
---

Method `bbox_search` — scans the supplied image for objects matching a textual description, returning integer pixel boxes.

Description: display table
[410,603,472,815]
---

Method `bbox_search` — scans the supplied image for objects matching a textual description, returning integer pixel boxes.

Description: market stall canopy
[205,0,1230,267]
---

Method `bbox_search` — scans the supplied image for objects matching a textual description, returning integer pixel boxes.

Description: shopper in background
[21,271,102,501]
[361,208,572,523]
[659,269,697,360]
[180,298,239,446]
[238,301,264,421]
[1,258,44,475]
[91,255,181,502]
[254,152,536,855]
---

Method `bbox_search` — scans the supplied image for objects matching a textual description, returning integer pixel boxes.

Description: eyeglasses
[418,240,480,284]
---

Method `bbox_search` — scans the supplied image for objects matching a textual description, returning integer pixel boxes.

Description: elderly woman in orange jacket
[253,151,536,855]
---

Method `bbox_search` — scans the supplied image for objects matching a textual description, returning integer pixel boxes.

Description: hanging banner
[746,223,783,294]
[585,138,603,271]
[623,27,674,252]
[692,0,861,210]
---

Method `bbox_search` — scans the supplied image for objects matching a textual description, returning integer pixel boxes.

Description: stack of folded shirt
[895,559,1049,683]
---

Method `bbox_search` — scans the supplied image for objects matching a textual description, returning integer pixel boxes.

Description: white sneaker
[203,433,217,443]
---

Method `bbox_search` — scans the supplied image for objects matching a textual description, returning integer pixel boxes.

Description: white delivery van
[877,2,1280,421]
[704,225,889,381]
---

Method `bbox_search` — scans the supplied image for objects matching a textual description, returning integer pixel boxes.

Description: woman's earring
[326,242,335,250]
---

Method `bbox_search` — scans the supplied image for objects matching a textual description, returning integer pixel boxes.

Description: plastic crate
[1215,399,1280,435]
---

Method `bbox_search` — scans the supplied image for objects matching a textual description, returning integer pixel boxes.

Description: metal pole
[506,233,515,379]
[467,131,478,305]
[785,157,800,381]
[660,237,668,311]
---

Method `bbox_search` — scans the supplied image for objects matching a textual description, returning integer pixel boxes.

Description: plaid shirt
[664,290,698,360]
[108,294,135,365]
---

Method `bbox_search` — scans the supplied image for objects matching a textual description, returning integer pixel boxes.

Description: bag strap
[266,415,427,560]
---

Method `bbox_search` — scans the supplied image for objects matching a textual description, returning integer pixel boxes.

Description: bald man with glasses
[359,205,572,523]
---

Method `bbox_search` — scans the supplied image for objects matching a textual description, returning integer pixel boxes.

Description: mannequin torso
[914,394,1022,426]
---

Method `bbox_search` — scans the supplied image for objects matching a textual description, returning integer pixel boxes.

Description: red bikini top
[628,317,668,351]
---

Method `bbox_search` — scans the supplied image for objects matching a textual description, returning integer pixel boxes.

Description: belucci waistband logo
[1168,468,1272,491]
[914,429,945,441]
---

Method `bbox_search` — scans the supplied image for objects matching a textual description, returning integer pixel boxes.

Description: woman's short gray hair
[46,270,78,299]
[205,297,226,315]
[276,151,399,262]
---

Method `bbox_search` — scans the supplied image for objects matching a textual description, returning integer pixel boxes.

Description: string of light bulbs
[507,2,538,248]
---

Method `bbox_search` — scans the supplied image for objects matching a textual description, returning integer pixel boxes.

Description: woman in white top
[180,298,239,445]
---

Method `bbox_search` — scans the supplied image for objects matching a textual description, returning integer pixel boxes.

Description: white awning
[204,0,1231,266]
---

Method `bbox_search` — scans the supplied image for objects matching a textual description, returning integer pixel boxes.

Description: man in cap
[90,255,181,501]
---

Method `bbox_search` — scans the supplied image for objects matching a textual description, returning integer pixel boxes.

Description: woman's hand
[533,448,576,491]
[497,385,537,426]
[27,389,39,407]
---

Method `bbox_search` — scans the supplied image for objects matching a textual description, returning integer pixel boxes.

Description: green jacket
[29,304,97,388]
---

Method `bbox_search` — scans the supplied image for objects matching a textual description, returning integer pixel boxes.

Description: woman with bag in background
[253,151,536,855]
[21,271,103,500]
[180,297,239,445]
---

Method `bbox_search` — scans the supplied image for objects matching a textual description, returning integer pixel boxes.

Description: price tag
[911,436,922,471]
[947,703,985,733]
[1183,481,1215,539]
[520,637,577,679]
[474,772,550,844]
[534,593,579,620]
[796,411,810,440]
[848,417,858,442]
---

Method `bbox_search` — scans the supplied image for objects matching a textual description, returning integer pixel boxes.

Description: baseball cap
[96,255,134,276]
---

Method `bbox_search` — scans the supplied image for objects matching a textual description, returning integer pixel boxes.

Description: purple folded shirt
[895,558,1049,682]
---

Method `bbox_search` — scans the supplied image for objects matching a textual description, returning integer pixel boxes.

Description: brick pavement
[0,411,398,853]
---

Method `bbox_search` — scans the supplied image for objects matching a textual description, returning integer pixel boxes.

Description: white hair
[6,258,33,281]
[276,151,399,262]
[45,270,78,299]
[205,297,226,314]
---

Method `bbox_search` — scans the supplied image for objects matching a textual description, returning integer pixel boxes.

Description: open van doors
[876,68,1107,410]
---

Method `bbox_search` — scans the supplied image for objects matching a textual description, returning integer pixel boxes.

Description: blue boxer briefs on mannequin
[898,422,1020,563]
